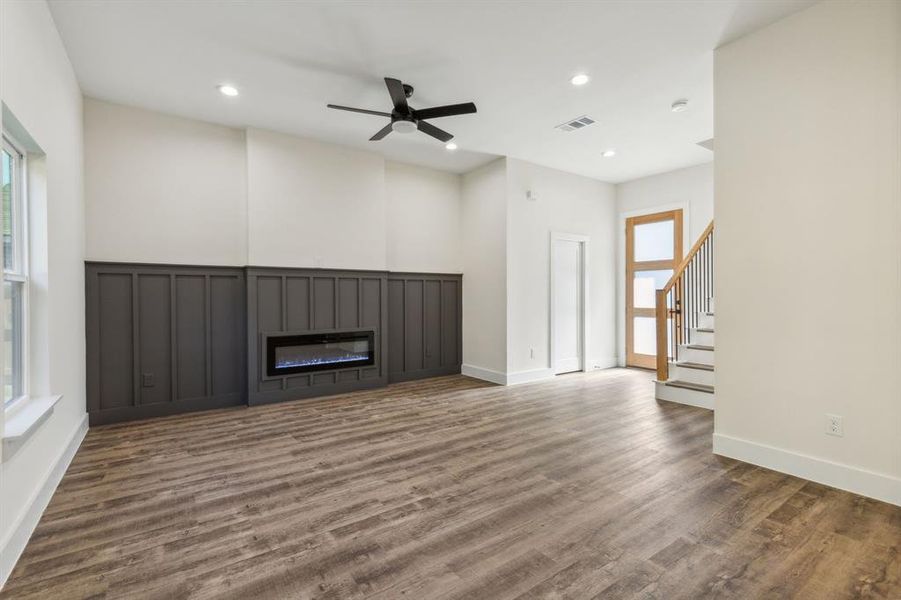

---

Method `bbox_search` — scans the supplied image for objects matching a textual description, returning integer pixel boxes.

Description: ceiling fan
[327,77,477,143]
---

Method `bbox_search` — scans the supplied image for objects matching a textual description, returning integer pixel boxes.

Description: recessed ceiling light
[671,99,689,112]
[218,84,239,97]
[602,149,616,158]
[570,74,589,86]
[445,142,458,151]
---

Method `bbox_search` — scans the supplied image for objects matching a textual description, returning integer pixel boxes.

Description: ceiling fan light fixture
[391,119,417,134]
[445,142,458,151]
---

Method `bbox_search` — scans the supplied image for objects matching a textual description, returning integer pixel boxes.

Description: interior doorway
[551,233,588,375]
[625,210,683,368]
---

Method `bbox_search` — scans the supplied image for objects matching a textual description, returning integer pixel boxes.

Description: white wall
[0,0,87,582]
[84,99,247,266]
[385,161,462,273]
[714,0,901,505]
[461,159,508,377]
[246,128,388,270]
[83,105,465,274]
[506,158,617,378]
[617,162,713,242]
[615,162,714,364]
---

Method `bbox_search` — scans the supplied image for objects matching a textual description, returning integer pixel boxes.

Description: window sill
[3,395,62,457]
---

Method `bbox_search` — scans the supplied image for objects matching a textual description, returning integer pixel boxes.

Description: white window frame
[2,132,29,408]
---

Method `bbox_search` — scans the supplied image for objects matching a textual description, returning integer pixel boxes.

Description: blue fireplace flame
[267,330,375,376]
[275,352,370,370]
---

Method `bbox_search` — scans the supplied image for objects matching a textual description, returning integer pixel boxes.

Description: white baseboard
[506,368,555,385]
[461,364,507,385]
[463,359,619,387]
[713,433,901,507]
[1,413,88,586]
[589,357,618,370]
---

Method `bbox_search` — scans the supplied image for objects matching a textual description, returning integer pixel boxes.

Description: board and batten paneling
[85,263,246,425]
[246,268,390,406]
[387,273,462,383]
[87,264,462,422]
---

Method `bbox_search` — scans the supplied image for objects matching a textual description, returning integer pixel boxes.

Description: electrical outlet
[142,373,155,388]
[825,414,843,437]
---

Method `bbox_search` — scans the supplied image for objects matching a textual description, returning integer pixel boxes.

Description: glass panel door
[625,210,683,369]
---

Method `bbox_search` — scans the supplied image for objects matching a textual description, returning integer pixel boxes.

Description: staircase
[653,221,715,410]
[655,298,714,409]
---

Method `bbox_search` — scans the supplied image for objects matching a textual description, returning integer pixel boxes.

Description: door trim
[550,232,589,375]
[625,210,683,369]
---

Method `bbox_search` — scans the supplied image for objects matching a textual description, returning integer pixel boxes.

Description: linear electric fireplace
[265,330,375,377]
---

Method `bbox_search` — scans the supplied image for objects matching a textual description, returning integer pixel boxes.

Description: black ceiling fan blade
[327,104,392,117]
[369,123,393,141]
[413,102,477,120]
[417,120,453,143]
[384,78,409,113]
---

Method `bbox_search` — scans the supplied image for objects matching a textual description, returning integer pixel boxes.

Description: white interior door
[554,239,583,374]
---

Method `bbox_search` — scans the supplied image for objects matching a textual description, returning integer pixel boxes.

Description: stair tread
[685,344,714,351]
[694,327,714,333]
[673,361,714,372]
[666,380,715,393]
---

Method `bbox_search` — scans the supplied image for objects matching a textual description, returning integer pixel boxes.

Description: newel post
[655,289,668,381]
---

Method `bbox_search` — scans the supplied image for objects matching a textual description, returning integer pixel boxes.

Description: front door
[625,210,683,368]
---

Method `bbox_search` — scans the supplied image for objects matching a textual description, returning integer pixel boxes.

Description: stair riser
[678,345,714,365]
[689,329,714,346]
[669,365,715,387]
[699,313,715,329]
[655,381,714,410]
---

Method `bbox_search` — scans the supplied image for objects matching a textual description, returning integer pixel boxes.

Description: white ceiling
[48,0,814,183]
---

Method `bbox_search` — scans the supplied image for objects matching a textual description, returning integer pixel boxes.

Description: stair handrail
[655,220,714,381]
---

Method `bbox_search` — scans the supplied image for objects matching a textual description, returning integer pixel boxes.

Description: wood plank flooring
[3,369,899,599]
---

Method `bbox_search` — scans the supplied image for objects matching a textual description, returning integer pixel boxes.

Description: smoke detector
[671,99,689,113]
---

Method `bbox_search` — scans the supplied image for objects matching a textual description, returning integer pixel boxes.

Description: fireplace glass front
[266,330,375,377]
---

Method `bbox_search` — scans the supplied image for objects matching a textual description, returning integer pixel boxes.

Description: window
[2,134,27,405]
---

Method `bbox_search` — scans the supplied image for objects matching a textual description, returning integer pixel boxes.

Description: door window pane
[633,269,673,308]
[634,219,674,262]
[633,317,657,356]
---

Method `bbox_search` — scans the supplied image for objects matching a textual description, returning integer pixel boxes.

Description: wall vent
[555,115,596,132]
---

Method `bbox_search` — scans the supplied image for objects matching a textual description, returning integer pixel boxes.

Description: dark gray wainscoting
[387,273,463,383]
[85,263,246,425]
[247,268,390,406]
[86,263,463,423]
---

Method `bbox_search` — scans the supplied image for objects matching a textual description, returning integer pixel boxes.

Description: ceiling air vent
[555,115,596,132]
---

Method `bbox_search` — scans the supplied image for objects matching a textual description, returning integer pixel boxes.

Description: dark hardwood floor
[3,369,898,599]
